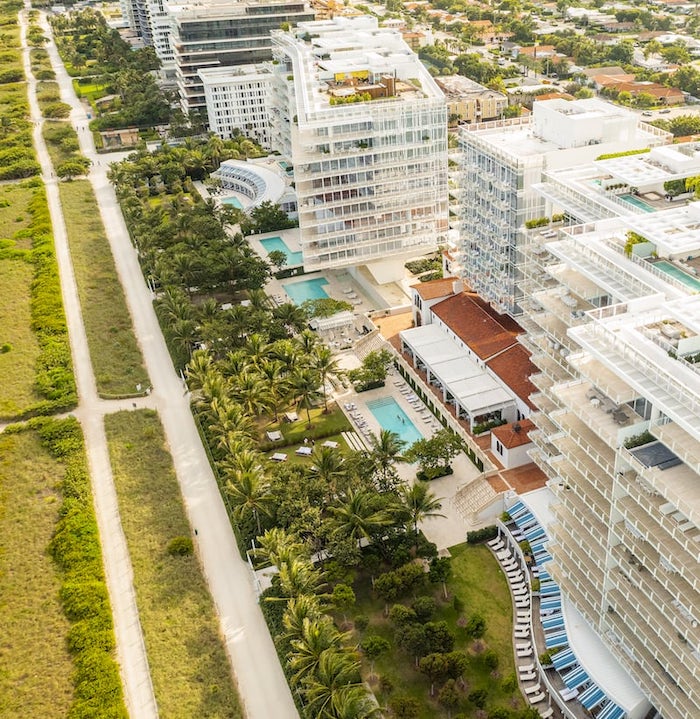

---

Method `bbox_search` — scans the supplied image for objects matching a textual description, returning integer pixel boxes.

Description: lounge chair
[270,452,288,462]
[539,708,553,719]
[518,663,535,673]
[295,446,313,456]
[529,693,546,705]
[524,684,541,695]
[517,648,533,658]
[520,671,537,681]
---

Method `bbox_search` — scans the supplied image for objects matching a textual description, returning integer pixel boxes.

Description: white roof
[309,311,355,331]
[521,488,647,714]
[400,324,513,414]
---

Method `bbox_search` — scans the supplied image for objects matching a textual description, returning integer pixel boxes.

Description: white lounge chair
[539,707,553,718]
[518,663,535,673]
[529,692,546,705]
[520,671,537,681]
[517,648,533,657]
[524,684,541,695]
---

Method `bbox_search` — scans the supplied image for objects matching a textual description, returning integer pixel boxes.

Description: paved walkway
[34,9,299,719]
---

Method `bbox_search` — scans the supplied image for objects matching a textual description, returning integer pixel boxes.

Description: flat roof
[400,324,513,414]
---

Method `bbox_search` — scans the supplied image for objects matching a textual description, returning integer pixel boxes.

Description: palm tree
[245,332,272,365]
[289,367,322,428]
[295,328,319,357]
[282,594,324,641]
[310,446,347,500]
[276,556,326,598]
[207,396,256,441]
[397,482,445,538]
[368,430,405,491]
[232,370,271,418]
[288,617,344,686]
[303,649,363,719]
[257,359,289,422]
[273,302,308,334]
[186,349,215,393]
[257,527,307,568]
[310,345,342,413]
[225,469,271,536]
[329,490,393,546]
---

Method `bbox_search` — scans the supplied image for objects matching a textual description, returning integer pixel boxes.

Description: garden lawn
[262,405,352,447]
[349,543,522,718]
[105,410,243,719]
[263,432,350,466]
[59,180,148,396]
[0,431,74,718]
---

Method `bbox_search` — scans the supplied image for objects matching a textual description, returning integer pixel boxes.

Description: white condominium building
[520,205,700,719]
[168,0,314,115]
[270,16,448,273]
[199,65,272,148]
[459,98,667,317]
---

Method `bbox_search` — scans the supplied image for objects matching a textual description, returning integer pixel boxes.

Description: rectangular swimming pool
[260,236,303,266]
[283,277,330,304]
[221,196,243,210]
[619,194,655,213]
[366,396,423,447]
[654,260,700,291]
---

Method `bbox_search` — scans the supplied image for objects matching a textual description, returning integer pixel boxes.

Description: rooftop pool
[654,260,700,292]
[261,236,303,267]
[619,194,655,213]
[366,396,423,447]
[283,277,329,304]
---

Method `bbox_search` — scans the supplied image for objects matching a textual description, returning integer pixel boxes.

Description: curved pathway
[34,8,299,719]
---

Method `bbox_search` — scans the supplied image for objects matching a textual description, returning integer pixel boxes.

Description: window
[495,440,503,455]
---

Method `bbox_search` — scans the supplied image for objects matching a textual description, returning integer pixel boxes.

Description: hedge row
[27,183,78,416]
[466,526,499,544]
[0,10,41,180]
[15,416,127,719]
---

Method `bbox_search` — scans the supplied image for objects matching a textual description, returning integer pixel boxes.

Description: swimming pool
[654,260,700,292]
[221,196,243,210]
[260,236,303,266]
[283,277,330,304]
[619,194,655,213]
[366,397,423,447]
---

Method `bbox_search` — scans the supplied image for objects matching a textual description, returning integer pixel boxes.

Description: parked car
[642,111,653,116]
[659,109,672,114]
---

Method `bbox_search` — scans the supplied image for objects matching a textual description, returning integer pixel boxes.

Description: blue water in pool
[261,236,303,266]
[366,397,423,447]
[221,196,243,209]
[619,194,655,213]
[654,260,700,291]
[283,277,329,304]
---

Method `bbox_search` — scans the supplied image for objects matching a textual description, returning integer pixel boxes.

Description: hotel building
[520,204,700,719]
[459,98,668,316]
[269,16,448,274]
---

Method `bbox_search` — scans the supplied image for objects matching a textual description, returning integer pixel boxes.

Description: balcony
[620,446,700,531]
[567,354,637,405]
[555,381,645,449]
[551,411,615,477]
[650,418,700,484]
[606,584,700,700]
[550,434,614,500]
[604,611,699,719]
[550,480,609,543]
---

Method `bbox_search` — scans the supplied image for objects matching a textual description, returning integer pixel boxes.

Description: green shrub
[354,614,369,632]
[1,342,11,353]
[167,536,194,556]
[42,101,71,118]
[466,526,498,544]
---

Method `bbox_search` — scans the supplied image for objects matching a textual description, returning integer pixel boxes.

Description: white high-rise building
[199,65,273,148]
[168,0,314,116]
[519,205,700,719]
[269,16,448,274]
[121,0,174,68]
[459,99,669,316]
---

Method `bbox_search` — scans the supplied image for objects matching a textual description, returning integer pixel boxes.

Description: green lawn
[42,120,80,168]
[0,431,74,718]
[348,544,522,718]
[261,405,352,447]
[105,410,244,719]
[0,182,34,246]
[59,180,148,396]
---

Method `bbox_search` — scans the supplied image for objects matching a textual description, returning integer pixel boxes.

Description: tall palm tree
[273,303,308,334]
[225,469,271,536]
[310,345,342,413]
[256,359,290,422]
[288,617,344,686]
[368,430,405,491]
[295,328,319,357]
[245,332,272,365]
[276,556,326,599]
[329,490,393,546]
[289,367,322,428]
[397,482,445,537]
[207,396,256,441]
[310,446,347,500]
[232,370,271,418]
[257,527,308,568]
[185,349,215,393]
[303,649,363,719]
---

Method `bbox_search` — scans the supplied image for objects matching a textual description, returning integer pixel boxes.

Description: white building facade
[459,99,668,316]
[199,65,272,148]
[520,207,700,719]
[269,17,448,274]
